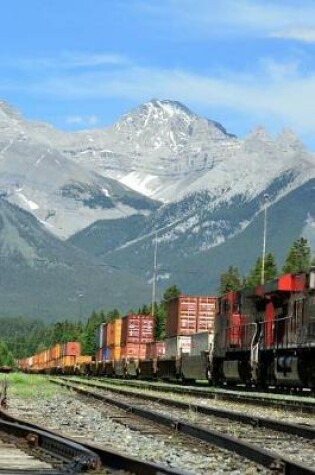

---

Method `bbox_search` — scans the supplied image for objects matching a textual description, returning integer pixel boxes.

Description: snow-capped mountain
[58,99,314,208]
[0,101,159,238]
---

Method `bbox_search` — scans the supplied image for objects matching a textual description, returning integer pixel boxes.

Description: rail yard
[7,268,315,472]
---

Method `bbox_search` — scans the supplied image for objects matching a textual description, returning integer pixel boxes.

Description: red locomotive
[213,269,315,388]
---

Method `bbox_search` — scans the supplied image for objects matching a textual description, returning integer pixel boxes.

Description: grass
[0,372,65,399]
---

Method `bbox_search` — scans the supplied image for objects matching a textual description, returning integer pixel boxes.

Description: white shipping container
[190,331,214,356]
[165,336,191,357]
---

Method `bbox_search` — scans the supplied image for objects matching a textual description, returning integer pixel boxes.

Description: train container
[145,341,165,359]
[57,355,76,368]
[76,355,92,365]
[95,348,102,362]
[109,345,121,361]
[50,344,62,360]
[120,343,146,359]
[106,319,122,347]
[96,323,108,348]
[165,335,191,358]
[165,296,217,337]
[96,347,109,362]
[121,314,155,346]
[190,331,214,356]
[62,342,81,357]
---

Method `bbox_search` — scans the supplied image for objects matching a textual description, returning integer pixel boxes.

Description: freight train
[19,269,315,390]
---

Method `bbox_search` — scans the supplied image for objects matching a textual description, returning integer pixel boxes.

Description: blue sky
[1,0,315,147]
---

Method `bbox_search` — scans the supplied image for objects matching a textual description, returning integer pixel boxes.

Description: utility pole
[151,233,158,316]
[261,194,270,285]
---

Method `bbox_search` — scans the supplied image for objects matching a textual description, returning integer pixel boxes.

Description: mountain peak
[276,128,304,150]
[0,100,22,122]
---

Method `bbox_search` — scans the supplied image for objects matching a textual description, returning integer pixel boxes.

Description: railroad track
[0,409,188,474]
[90,377,315,414]
[53,377,315,475]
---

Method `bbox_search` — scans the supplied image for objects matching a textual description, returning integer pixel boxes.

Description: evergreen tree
[246,252,278,287]
[219,266,242,295]
[264,252,278,281]
[154,285,181,340]
[247,257,263,287]
[0,340,14,366]
[283,237,312,274]
[162,285,181,303]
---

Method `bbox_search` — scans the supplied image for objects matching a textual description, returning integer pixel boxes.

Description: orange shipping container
[62,342,81,357]
[107,319,122,347]
[121,314,155,345]
[120,343,146,360]
[76,355,92,365]
[50,344,62,360]
[145,341,165,359]
[166,296,217,337]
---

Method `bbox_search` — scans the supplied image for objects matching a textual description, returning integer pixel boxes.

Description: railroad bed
[8,379,269,475]
[53,377,315,475]
[90,377,315,413]
[2,399,189,474]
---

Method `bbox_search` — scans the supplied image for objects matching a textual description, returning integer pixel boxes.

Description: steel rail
[0,409,101,472]
[59,376,315,440]
[93,377,315,413]
[1,409,190,475]
[54,378,315,475]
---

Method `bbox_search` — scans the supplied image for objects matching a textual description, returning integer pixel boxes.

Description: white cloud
[133,0,315,41]
[271,28,315,43]
[3,52,128,71]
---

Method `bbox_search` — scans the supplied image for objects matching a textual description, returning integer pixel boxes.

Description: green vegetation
[0,373,64,399]
[283,237,312,274]
[219,266,242,295]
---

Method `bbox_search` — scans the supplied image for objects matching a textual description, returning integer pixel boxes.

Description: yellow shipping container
[107,319,122,347]
[109,345,121,361]
[76,355,92,365]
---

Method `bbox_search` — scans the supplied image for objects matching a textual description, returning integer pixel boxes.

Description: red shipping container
[121,314,155,346]
[120,343,146,360]
[62,342,81,357]
[145,341,165,359]
[166,296,217,337]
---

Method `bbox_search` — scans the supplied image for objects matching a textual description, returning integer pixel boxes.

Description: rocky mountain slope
[70,178,315,295]
[0,199,150,319]
[0,100,159,238]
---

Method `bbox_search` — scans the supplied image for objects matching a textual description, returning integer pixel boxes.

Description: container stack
[19,341,86,372]
[96,319,122,362]
[164,295,217,357]
[121,314,155,360]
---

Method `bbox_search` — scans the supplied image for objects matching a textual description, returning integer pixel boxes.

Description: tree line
[219,237,314,294]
